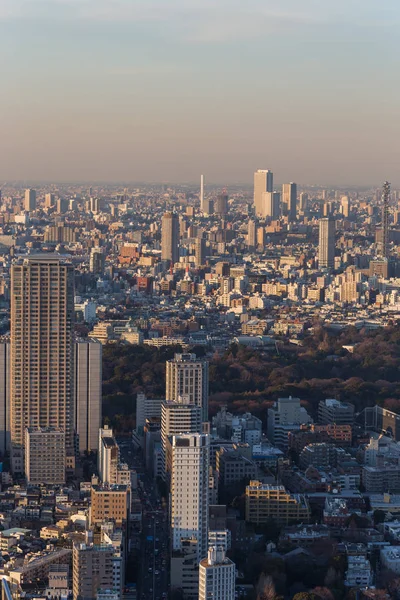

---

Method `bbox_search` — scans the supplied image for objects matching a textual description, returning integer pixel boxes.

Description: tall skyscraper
[24,189,36,212]
[166,353,209,422]
[74,339,102,454]
[200,174,204,211]
[89,247,105,274]
[161,212,179,265]
[45,193,55,209]
[299,192,308,211]
[0,340,10,455]
[254,170,273,216]
[199,547,236,600]
[341,195,350,218]
[170,433,210,596]
[194,236,205,267]
[261,191,280,219]
[282,183,297,222]
[247,219,257,250]
[318,217,335,268]
[215,192,228,216]
[10,255,75,449]
[161,401,202,479]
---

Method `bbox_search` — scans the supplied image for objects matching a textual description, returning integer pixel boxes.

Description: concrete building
[198,547,235,600]
[24,189,36,212]
[135,393,163,431]
[73,543,114,600]
[215,193,228,216]
[318,217,335,268]
[25,427,65,485]
[166,353,209,422]
[161,212,179,265]
[254,169,273,216]
[318,398,355,425]
[10,255,75,450]
[245,481,311,526]
[362,465,400,493]
[247,219,257,250]
[0,340,10,454]
[170,434,209,598]
[261,191,280,219]
[161,401,202,478]
[98,428,119,485]
[90,485,130,528]
[267,397,312,448]
[282,182,297,221]
[89,248,105,274]
[380,546,400,574]
[299,443,343,470]
[74,339,102,454]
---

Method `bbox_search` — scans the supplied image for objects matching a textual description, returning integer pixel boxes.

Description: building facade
[74,339,102,453]
[25,427,65,485]
[166,353,209,422]
[10,255,75,450]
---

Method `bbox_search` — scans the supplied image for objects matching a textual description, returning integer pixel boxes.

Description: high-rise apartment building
[254,170,273,216]
[166,353,209,421]
[341,195,350,218]
[161,212,179,266]
[161,401,202,479]
[89,248,104,274]
[299,192,308,211]
[282,182,297,222]
[25,427,65,485]
[74,339,102,454]
[170,433,209,597]
[199,547,236,600]
[318,217,335,268]
[10,255,75,450]
[24,189,36,212]
[0,340,10,454]
[98,427,119,485]
[73,543,114,600]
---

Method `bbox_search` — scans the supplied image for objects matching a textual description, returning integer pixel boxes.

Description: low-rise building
[245,481,311,526]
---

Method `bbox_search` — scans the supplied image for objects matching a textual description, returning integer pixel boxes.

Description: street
[118,440,170,600]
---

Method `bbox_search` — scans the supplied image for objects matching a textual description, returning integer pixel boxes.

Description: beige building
[282,182,297,221]
[74,339,102,453]
[166,353,209,421]
[10,255,75,449]
[245,481,311,526]
[24,188,36,212]
[90,485,130,528]
[318,217,335,268]
[73,543,114,600]
[253,170,273,216]
[161,212,179,265]
[25,427,65,485]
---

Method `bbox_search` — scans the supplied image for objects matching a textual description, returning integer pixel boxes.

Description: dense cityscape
[0,177,398,600]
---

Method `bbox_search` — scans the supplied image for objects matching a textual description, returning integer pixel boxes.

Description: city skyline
[1,0,399,185]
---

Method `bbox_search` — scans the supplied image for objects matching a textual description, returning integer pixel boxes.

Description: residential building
[72,543,114,600]
[0,339,10,454]
[170,434,209,598]
[25,427,65,485]
[245,481,311,526]
[161,401,202,479]
[318,217,335,268]
[135,393,163,431]
[74,339,102,454]
[166,353,209,421]
[282,182,297,221]
[10,255,75,451]
[198,547,235,600]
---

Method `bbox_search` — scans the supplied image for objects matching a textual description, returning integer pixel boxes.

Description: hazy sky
[0,0,399,185]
